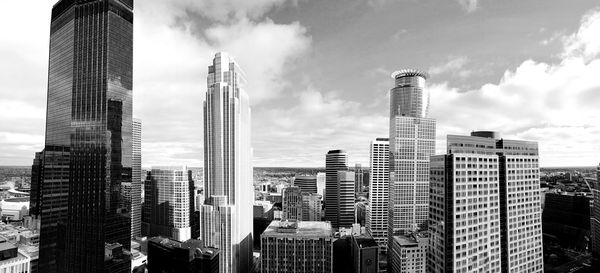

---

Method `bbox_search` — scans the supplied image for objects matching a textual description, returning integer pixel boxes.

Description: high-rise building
[283,187,303,221]
[317,172,326,197]
[355,164,363,193]
[366,138,389,249]
[132,118,142,238]
[337,171,356,229]
[302,193,322,221]
[388,70,436,238]
[390,233,428,273]
[147,237,219,273]
[428,132,543,273]
[592,164,600,269]
[40,1,134,272]
[542,192,591,249]
[293,175,318,194]
[325,150,349,229]
[201,52,253,273]
[351,235,379,273]
[142,166,193,241]
[261,220,333,273]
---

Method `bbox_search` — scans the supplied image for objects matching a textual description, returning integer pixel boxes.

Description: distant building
[351,235,379,273]
[147,237,219,273]
[0,241,30,273]
[282,187,303,221]
[143,166,193,241]
[0,198,29,221]
[366,138,389,249]
[390,233,427,273]
[317,173,326,199]
[354,164,364,193]
[301,193,322,221]
[261,220,333,273]
[293,176,318,194]
[325,150,349,229]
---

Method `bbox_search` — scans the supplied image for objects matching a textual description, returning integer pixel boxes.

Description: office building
[336,171,356,229]
[29,151,43,230]
[388,70,436,238]
[355,164,364,193]
[293,176,318,194]
[366,138,389,249]
[592,164,600,269]
[0,242,30,273]
[147,237,219,273]
[428,132,543,273]
[261,220,333,273]
[542,193,590,250]
[351,235,379,273]
[283,187,303,221]
[132,118,142,238]
[317,173,326,198]
[39,0,134,272]
[142,166,193,241]
[201,52,253,273]
[301,193,322,221]
[390,233,427,273]
[325,150,350,228]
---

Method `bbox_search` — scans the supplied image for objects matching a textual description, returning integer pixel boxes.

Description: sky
[1,0,600,168]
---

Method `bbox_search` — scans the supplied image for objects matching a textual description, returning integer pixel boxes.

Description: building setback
[39,0,134,272]
[366,138,389,250]
[261,221,333,273]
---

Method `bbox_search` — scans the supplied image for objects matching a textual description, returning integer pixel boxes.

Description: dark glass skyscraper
[40,0,134,272]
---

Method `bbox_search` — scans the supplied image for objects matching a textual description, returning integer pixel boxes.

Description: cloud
[456,0,479,13]
[428,9,600,167]
[429,56,471,78]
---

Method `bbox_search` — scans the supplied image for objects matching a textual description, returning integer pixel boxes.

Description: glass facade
[324,150,349,229]
[40,1,134,272]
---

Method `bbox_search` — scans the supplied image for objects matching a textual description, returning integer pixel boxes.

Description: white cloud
[428,9,600,166]
[456,0,479,13]
[429,56,471,77]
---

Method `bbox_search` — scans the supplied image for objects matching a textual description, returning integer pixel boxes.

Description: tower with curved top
[388,69,436,239]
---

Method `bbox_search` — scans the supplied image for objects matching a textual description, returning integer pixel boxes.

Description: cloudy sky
[1,0,600,168]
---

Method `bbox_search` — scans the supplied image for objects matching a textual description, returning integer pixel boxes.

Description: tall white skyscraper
[201,52,253,273]
[388,70,436,237]
[132,118,142,238]
[366,138,389,249]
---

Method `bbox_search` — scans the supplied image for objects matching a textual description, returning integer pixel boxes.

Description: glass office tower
[40,0,134,272]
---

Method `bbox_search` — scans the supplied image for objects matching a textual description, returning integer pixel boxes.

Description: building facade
[324,150,349,229]
[147,237,219,273]
[142,166,193,241]
[390,234,427,273]
[592,164,600,269]
[40,0,134,272]
[317,173,326,198]
[351,235,379,273]
[337,171,356,228]
[388,70,436,239]
[366,138,389,250]
[261,221,333,273]
[283,187,303,221]
[355,164,364,193]
[301,193,322,221]
[132,118,142,238]
[201,52,253,273]
[293,176,318,194]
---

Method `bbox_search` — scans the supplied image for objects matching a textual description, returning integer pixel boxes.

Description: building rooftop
[262,220,332,238]
[352,236,378,248]
[393,232,429,247]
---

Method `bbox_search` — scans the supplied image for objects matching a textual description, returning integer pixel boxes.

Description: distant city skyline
[1,1,600,168]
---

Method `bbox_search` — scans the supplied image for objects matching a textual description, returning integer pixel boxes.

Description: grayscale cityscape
[1,0,600,273]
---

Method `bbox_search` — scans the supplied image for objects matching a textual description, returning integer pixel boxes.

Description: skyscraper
[592,164,600,270]
[428,132,543,273]
[325,150,349,229]
[201,52,253,273]
[282,187,303,220]
[388,70,435,237]
[132,118,142,238]
[29,150,44,229]
[355,164,363,193]
[40,0,133,272]
[317,172,326,197]
[366,138,389,249]
[337,171,356,228]
[142,166,193,241]
[301,193,322,221]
